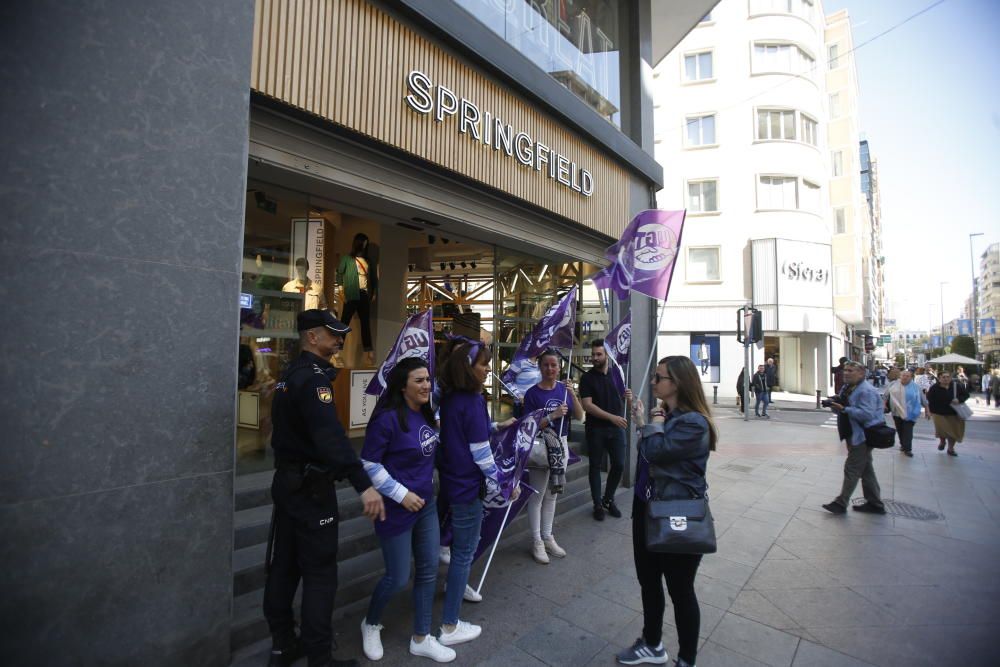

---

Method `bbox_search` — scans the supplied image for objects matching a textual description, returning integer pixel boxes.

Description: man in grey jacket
[822,361,886,515]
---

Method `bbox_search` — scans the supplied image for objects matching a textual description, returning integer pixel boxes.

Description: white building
[651,0,874,396]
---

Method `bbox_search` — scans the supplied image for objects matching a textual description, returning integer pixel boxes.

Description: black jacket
[751,371,770,395]
[926,381,969,417]
[638,410,711,501]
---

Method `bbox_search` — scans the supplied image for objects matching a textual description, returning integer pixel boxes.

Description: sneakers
[268,633,303,667]
[853,502,886,514]
[822,501,846,514]
[602,498,622,518]
[463,584,482,603]
[593,504,606,521]
[360,620,384,661]
[543,536,566,558]
[902,450,913,457]
[409,636,456,663]
[532,540,550,564]
[616,637,669,665]
[439,546,451,565]
[438,620,482,646]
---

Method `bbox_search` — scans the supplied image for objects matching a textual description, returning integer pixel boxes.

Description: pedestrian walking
[617,356,716,667]
[886,370,928,457]
[992,371,1000,408]
[435,337,510,648]
[523,349,583,563]
[736,368,745,413]
[580,339,630,521]
[914,366,934,395]
[751,364,771,418]
[263,310,385,667]
[359,358,455,663]
[981,371,993,406]
[821,361,886,515]
[926,370,970,456]
[832,357,848,394]
[765,357,778,400]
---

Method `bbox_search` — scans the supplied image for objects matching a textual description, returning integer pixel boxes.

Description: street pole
[939,281,947,349]
[970,232,984,358]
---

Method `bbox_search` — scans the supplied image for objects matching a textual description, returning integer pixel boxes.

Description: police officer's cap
[297,309,351,335]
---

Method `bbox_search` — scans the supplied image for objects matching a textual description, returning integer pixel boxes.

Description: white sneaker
[543,536,566,558]
[463,584,482,602]
[361,620,384,660]
[410,636,456,663]
[439,546,451,565]
[438,620,482,646]
[532,540,550,564]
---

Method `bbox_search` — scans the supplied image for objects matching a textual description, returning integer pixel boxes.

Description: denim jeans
[755,392,770,415]
[442,498,483,625]
[586,428,626,506]
[365,499,439,636]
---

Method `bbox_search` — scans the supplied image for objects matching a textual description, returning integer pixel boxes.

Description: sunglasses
[653,373,674,384]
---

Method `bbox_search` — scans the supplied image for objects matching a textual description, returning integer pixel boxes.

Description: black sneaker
[269,634,303,667]
[602,498,622,518]
[822,501,846,515]
[853,502,886,514]
[616,638,668,665]
[593,504,605,521]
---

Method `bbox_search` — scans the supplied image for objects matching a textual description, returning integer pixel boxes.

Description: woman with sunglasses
[617,356,717,667]
[359,358,454,662]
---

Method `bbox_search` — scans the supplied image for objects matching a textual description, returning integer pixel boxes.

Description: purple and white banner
[501,286,578,388]
[486,408,547,507]
[604,313,631,395]
[365,309,434,396]
[592,210,686,301]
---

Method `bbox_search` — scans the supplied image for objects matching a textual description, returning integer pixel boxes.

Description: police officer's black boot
[268,631,302,667]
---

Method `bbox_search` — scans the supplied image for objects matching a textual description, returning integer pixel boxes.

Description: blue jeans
[442,498,483,625]
[365,499,440,636]
[586,428,626,506]
[755,392,770,415]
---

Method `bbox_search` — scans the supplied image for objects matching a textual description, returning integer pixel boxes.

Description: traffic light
[736,307,763,344]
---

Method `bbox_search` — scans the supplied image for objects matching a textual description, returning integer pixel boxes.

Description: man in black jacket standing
[263,309,385,667]
[751,364,771,418]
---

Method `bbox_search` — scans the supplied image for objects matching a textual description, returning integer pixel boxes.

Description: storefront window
[452,0,626,126]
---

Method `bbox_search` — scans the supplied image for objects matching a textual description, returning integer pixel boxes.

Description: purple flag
[592,210,686,301]
[603,313,631,395]
[365,309,434,395]
[501,286,578,387]
[483,409,547,508]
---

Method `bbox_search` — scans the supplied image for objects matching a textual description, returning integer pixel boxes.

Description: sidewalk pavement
[238,409,999,667]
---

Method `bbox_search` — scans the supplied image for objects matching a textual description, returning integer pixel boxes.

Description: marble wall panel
[0,471,233,666]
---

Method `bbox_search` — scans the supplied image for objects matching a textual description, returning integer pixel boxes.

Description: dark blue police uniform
[263,311,370,667]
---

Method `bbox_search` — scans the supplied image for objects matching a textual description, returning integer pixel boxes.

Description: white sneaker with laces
[532,540,550,564]
[360,620,384,661]
[409,636,456,663]
[438,620,482,646]
[543,536,566,558]
[439,546,451,565]
[463,584,482,602]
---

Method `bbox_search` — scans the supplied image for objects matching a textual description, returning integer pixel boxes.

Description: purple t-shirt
[361,408,439,537]
[524,382,574,438]
[438,390,491,505]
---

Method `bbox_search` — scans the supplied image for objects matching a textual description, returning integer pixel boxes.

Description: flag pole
[475,484,537,595]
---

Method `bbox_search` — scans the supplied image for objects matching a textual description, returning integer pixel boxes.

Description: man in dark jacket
[751,364,771,418]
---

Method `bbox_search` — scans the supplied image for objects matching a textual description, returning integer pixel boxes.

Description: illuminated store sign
[404,70,595,197]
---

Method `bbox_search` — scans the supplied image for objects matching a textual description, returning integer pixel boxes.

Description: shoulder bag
[644,465,717,555]
[953,382,973,420]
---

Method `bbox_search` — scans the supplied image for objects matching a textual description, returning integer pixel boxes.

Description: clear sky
[823,0,1000,332]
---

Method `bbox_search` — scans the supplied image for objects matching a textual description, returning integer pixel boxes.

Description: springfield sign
[404,70,595,197]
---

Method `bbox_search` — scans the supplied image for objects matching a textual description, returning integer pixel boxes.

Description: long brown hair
[659,355,718,451]
[437,337,490,394]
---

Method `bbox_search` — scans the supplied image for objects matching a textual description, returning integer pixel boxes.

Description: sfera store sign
[780,259,829,284]
[404,70,594,197]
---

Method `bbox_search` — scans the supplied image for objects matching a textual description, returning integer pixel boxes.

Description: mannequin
[336,233,376,365]
[282,257,327,310]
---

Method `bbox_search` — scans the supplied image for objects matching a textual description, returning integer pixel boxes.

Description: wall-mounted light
[449,262,456,270]
[460,261,467,269]
[439,262,446,271]
[428,235,436,244]
[471,261,477,269]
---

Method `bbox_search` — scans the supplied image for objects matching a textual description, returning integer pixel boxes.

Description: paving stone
[698,554,757,588]
[747,559,842,590]
[760,587,903,629]
[696,639,770,666]
[553,591,640,643]
[514,615,607,666]
[729,590,801,631]
[708,612,801,667]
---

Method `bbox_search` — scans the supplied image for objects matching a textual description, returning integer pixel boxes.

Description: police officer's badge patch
[316,387,333,403]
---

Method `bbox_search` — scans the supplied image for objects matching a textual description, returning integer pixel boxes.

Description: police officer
[263,309,385,667]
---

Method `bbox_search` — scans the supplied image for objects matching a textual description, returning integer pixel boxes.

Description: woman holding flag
[359,357,455,662]
[523,349,583,564]
[435,337,513,648]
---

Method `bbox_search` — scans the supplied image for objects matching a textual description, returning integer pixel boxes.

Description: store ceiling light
[449,262,456,270]
[538,264,548,281]
[440,262,446,270]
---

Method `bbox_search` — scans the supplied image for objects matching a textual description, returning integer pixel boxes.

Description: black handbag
[644,467,717,555]
[864,423,896,448]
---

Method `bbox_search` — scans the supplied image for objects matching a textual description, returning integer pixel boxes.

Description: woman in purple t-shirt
[435,337,511,649]
[523,349,583,564]
[359,358,455,663]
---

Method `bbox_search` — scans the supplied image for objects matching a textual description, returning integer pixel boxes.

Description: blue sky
[823,0,1000,331]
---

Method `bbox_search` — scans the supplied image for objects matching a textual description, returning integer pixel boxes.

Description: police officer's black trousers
[263,501,340,662]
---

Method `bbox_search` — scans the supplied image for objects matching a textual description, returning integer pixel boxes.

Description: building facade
[979,242,1000,363]
[1,0,716,663]
[650,0,879,396]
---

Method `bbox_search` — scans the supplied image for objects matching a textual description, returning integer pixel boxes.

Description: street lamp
[970,232,984,359]
[939,281,948,350]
